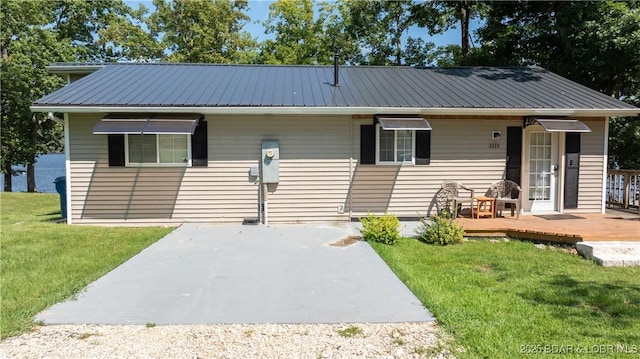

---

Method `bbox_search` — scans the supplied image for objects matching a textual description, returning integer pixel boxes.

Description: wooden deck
[454,209,639,243]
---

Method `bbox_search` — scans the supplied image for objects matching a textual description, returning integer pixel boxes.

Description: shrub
[415,211,464,245]
[359,212,401,245]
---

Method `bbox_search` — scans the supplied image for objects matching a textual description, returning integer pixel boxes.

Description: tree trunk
[395,14,402,66]
[3,172,12,192]
[27,114,38,192]
[460,1,470,57]
[27,163,36,192]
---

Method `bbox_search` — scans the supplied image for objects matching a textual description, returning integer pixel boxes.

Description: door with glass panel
[525,131,558,212]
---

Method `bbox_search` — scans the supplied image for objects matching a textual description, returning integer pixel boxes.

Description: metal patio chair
[441,181,475,218]
[489,179,522,219]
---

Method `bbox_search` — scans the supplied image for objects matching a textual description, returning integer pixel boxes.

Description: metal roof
[32,63,640,117]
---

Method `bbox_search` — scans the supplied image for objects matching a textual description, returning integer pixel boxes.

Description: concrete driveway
[37,223,434,324]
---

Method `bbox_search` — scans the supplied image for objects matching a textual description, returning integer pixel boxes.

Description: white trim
[64,114,72,225]
[558,134,566,213]
[602,118,609,214]
[28,105,640,117]
[375,124,415,165]
[125,134,192,167]
[523,127,559,212]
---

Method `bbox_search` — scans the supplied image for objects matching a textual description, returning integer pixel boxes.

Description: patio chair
[489,179,522,219]
[441,181,475,218]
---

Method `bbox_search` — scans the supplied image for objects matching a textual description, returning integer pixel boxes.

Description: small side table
[475,196,495,219]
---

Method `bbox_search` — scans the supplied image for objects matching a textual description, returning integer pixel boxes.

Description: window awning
[375,115,432,130]
[533,119,592,133]
[93,114,201,135]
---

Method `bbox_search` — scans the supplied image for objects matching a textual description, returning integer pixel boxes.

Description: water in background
[1,153,65,193]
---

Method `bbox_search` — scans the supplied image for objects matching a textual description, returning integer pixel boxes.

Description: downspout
[64,74,72,224]
[263,182,269,226]
[64,113,72,224]
[348,116,353,220]
[601,118,609,214]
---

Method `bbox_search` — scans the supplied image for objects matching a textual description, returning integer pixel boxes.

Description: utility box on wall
[261,140,280,183]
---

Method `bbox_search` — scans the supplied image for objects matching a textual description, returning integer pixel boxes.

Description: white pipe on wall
[263,182,269,226]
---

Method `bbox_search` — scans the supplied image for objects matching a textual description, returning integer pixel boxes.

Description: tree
[411,0,485,60]
[609,117,640,169]
[344,0,433,66]
[258,0,360,65]
[51,0,143,61]
[1,0,146,192]
[261,0,324,64]
[1,1,73,192]
[147,0,258,63]
[476,1,640,169]
[96,3,164,61]
[1,28,72,191]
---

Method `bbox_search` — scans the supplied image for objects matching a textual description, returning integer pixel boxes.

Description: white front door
[524,130,559,212]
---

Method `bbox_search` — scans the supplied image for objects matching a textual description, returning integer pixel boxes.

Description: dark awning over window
[93,113,201,135]
[375,115,432,130]
[534,119,591,133]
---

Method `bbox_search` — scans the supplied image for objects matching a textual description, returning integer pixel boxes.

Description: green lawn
[371,238,640,359]
[0,192,173,338]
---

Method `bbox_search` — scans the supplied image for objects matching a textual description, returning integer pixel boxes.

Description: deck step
[576,241,640,267]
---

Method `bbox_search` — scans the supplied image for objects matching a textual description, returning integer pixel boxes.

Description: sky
[126,0,477,49]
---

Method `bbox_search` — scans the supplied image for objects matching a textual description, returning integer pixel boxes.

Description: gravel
[1,322,453,359]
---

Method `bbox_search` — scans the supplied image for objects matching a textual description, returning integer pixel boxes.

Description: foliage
[411,0,487,59]
[0,1,74,191]
[147,0,258,63]
[343,0,433,66]
[259,0,370,65]
[337,325,363,338]
[371,238,640,358]
[608,116,640,169]
[50,0,141,62]
[96,3,164,61]
[472,1,640,169]
[359,212,400,245]
[415,211,464,245]
[0,193,172,338]
[0,0,160,191]
[260,0,325,64]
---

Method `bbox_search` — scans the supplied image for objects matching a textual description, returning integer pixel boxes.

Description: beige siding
[67,114,608,225]
[349,118,521,217]
[569,119,606,213]
[68,114,352,224]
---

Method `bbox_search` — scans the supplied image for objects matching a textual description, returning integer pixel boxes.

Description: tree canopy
[1,0,639,193]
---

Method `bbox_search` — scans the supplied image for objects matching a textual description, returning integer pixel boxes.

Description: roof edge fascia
[46,64,106,75]
[29,105,640,118]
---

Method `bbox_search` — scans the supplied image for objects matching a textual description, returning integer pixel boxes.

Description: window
[376,125,415,164]
[126,134,191,166]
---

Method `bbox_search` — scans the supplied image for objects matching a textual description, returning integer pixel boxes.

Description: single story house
[32,63,640,225]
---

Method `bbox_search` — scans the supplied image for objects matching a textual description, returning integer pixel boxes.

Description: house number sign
[489,143,500,149]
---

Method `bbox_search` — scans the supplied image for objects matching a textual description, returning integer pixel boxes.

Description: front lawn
[0,192,173,338]
[371,238,640,359]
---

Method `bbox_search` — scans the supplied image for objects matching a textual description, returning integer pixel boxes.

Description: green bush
[415,211,464,245]
[359,212,400,245]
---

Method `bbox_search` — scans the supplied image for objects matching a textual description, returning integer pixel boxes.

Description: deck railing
[606,169,640,212]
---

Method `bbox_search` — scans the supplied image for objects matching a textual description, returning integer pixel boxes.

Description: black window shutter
[415,130,431,165]
[360,124,375,165]
[107,134,125,167]
[191,119,208,167]
[506,127,522,185]
[564,133,581,209]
